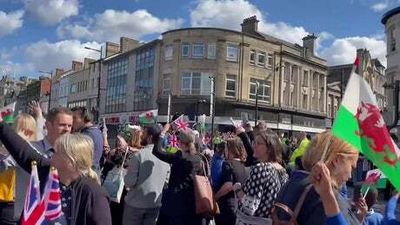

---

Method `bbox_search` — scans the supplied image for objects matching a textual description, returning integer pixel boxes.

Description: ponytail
[83,168,100,184]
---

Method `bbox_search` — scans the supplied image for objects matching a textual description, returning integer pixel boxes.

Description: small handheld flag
[1,102,16,124]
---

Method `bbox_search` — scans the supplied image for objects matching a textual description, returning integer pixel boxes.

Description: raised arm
[152,138,181,164]
[237,131,256,167]
[0,122,50,173]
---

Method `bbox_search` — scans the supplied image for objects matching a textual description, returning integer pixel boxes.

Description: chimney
[120,37,141,53]
[302,34,317,57]
[105,42,120,57]
[72,61,83,71]
[55,68,64,77]
[83,58,95,69]
[241,16,259,34]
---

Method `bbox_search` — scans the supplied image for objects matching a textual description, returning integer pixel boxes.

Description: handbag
[193,155,220,217]
[102,148,129,203]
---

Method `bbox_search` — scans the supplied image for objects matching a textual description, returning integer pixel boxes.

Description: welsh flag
[332,59,400,190]
[138,109,158,125]
[1,102,16,124]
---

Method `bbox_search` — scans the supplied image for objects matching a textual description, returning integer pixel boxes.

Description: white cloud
[190,0,262,29]
[23,40,101,72]
[190,0,308,45]
[371,2,389,12]
[190,0,387,66]
[0,10,24,37]
[57,9,184,42]
[319,36,387,66]
[24,0,79,25]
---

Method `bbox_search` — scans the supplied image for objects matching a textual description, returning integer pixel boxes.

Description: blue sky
[0,0,397,77]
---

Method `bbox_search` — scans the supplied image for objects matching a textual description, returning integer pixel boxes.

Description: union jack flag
[169,134,178,148]
[173,115,188,131]
[43,168,63,222]
[22,162,45,225]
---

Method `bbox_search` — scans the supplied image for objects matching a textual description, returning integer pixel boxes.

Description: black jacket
[0,123,111,225]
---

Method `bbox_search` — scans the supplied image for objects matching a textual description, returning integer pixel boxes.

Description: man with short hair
[123,125,169,225]
[32,107,73,157]
[71,106,103,172]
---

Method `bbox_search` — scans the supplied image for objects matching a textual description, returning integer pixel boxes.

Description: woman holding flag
[273,131,362,225]
[0,119,111,225]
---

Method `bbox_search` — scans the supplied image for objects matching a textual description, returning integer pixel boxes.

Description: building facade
[66,59,97,114]
[327,49,386,121]
[100,39,160,134]
[0,76,35,106]
[25,76,51,114]
[157,16,328,133]
[382,7,400,125]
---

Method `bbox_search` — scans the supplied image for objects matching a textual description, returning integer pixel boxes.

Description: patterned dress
[239,162,288,219]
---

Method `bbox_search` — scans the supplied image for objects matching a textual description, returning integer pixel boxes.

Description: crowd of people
[0,103,400,225]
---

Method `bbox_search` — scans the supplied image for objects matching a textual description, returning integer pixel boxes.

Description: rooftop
[382,6,400,24]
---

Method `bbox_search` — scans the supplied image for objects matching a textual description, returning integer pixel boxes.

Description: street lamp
[38,70,53,113]
[84,45,103,123]
[255,81,260,125]
[209,76,216,148]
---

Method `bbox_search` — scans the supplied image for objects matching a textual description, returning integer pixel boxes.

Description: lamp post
[209,76,215,147]
[255,81,260,126]
[84,46,103,123]
[39,70,53,114]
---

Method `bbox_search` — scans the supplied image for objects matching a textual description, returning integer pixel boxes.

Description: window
[162,74,171,95]
[225,75,236,97]
[182,43,190,58]
[249,78,271,103]
[302,71,309,87]
[328,102,332,117]
[390,26,396,52]
[207,43,216,59]
[165,45,173,60]
[250,50,256,64]
[192,43,204,58]
[303,94,308,109]
[106,57,129,113]
[227,44,239,62]
[267,53,273,68]
[181,72,212,95]
[257,52,266,66]
[70,84,77,94]
[313,73,318,87]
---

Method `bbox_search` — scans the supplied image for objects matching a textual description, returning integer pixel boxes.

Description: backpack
[271,184,312,225]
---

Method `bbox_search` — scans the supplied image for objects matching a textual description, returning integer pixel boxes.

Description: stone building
[157,16,328,133]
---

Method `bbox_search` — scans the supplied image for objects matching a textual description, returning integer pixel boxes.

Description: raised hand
[310,161,333,199]
[28,100,43,119]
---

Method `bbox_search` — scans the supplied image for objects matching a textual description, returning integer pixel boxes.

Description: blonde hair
[178,130,196,154]
[54,133,99,184]
[129,129,143,149]
[302,131,358,186]
[14,113,37,141]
